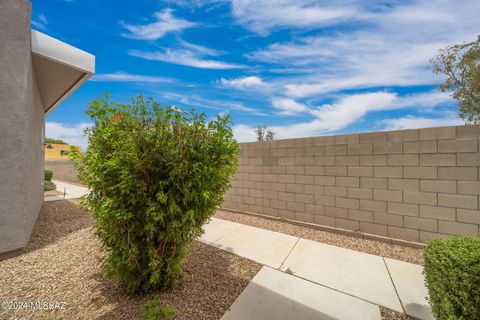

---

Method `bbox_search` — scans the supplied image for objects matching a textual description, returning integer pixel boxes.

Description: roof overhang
[31,29,95,114]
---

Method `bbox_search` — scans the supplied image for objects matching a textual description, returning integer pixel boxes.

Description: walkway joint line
[279,237,300,270]
[383,257,406,314]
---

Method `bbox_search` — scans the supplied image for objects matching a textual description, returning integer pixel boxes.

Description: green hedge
[424,237,480,320]
[44,169,53,181]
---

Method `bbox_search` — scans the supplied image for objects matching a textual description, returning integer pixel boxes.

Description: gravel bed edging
[221,208,425,249]
[215,209,424,265]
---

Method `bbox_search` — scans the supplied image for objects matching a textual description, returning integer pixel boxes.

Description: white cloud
[31,13,48,30]
[178,39,225,56]
[46,122,90,151]
[219,76,267,89]
[272,98,308,115]
[231,0,357,35]
[161,92,268,116]
[129,49,243,69]
[232,124,258,142]
[246,1,480,97]
[380,114,463,131]
[90,72,174,83]
[121,9,195,40]
[232,90,454,141]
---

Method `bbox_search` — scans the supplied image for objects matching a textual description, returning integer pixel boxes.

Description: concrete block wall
[222,125,480,243]
[45,159,81,184]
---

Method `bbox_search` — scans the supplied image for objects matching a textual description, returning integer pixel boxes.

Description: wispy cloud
[31,13,48,30]
[129,49,244,69]
[162,92,268,116]
[272,98,308,115]
[46,122,90,150]
[121,9,195,40]
[231,0,357,35]
[90,72,174,83]
[246,1,480,97]
[380,113,462,131]
[219,76,268,89]
[232,90,454,142]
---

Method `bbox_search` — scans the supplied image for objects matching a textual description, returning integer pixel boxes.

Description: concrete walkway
[44,180,89,202]
[200,218,434,320]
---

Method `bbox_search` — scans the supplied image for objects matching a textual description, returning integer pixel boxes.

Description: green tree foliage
[431,36,480,124]
[45,137,68,144]
[74,95,239,292]
[255,125,275,141]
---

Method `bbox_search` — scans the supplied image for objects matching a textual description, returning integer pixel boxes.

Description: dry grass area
[215,210,424,265]
[0,201,260,320]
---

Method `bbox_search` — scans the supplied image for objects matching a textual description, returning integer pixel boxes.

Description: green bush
[424,237,480,320]
[44,169,53,181]
[142,300,175,320]
[74,95,238,292]
[44,180,56,191]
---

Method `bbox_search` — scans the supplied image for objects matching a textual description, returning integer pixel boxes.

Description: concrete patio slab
[281,238,403,312]
[212,224,299,268]
[198,218,244,244]
[221,266,382,320]
[44,180,89,201]
[385,258,434,320]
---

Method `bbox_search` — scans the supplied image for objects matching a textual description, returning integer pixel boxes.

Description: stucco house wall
[0,0,94,258]
[0,0,43,256]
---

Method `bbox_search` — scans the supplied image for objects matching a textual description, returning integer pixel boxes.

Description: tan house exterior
[44,143,80,159]
[0,0,95,258]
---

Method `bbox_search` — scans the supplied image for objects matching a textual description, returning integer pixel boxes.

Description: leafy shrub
[44,169,53,181]
[74,95,238,292]
[424,237,480,320]
[44,180,56,191]
[142,300,175,320]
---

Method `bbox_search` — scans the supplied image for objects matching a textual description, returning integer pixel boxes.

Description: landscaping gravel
[0,200,261,319]
[215,210,424,265]
[0,200,419,319]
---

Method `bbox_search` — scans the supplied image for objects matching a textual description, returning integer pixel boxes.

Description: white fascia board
[31,29,95,74]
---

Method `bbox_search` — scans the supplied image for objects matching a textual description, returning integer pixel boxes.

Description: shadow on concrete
[404,302,435,320]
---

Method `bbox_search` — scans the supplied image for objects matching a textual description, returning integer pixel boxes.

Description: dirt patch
[0,202,261,320]
[215,210,424,265]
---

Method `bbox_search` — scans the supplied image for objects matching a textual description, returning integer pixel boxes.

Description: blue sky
[32,0,480,148]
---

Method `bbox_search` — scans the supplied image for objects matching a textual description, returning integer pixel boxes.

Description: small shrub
[44,169,53,181]
[44,180,56,191]
[74,95,238,292]
[142,300,175,320]
[424,237,480,320]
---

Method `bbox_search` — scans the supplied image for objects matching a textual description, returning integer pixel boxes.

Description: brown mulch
[215,210,424,265]
[0,201,261,320]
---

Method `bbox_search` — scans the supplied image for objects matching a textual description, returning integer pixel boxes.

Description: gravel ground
[0,200,416,319]
[0,201,261,320]
[215,210,424,265]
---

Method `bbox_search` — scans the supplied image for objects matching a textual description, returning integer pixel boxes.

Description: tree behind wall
[431,36,480,124]
[255,125,275,141]
[73,95,239,292]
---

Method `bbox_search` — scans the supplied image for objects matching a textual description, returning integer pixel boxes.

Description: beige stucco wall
[0,0,44,255]
[223,125,480,244]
